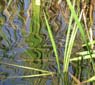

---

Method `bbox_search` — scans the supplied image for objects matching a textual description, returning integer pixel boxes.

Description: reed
[64,0,95,73]
[44,11,61,74]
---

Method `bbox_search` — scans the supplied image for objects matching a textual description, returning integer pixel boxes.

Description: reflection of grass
[31,0,40,33]
[63,0,95,84]
[44,11,61,74]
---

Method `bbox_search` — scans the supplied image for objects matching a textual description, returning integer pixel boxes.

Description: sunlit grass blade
[70,54,95,62]
[64,13,73,61]
[76,50,95,55]
[82,75,95,84]
[0,62,51,73]
[44,11,61,74]
[63,21,78,72]
[65,0,95,72]
[64,0,78,72]
[63,14,75,72]
[66,0,86,42]
[7,73,55,79]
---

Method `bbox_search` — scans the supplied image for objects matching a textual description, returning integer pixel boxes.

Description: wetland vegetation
[0,0,95,85]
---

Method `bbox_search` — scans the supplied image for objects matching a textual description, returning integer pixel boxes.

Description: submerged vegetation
[0,0,95,85]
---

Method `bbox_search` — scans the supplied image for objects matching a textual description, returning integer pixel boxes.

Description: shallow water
[0,0,95,85]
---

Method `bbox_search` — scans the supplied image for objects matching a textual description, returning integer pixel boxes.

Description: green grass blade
[77,50,95,56]
[64,21,78,72]
[82,75,95,84]
[7,73,55,79]
[44,11,61,74]
[70,54,95,62]
[63,0,77,72]
[0,62,51,73]
[64,14,73,60]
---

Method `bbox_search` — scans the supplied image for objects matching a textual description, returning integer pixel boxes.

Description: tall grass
[64,0,95,73]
